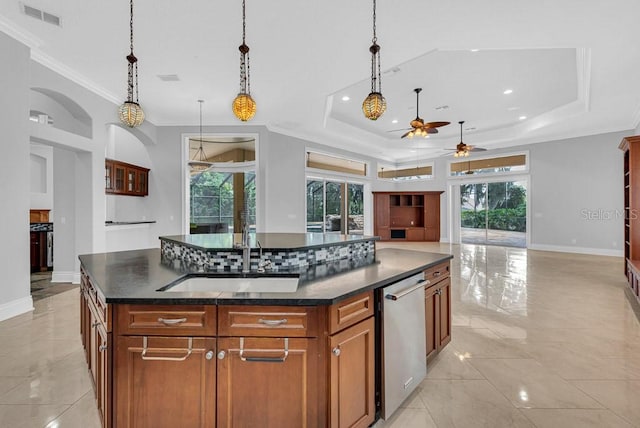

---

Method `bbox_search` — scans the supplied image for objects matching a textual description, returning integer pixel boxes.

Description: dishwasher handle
[385,280,429,301]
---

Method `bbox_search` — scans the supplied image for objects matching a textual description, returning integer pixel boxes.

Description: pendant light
[362,0,386,121]
[118,0,145,128]
[454,121,470,157]
[232,0,256,121]
[189,100,212,173]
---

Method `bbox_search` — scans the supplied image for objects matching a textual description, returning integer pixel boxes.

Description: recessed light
[341,96,350,101]
[503,89,513,95]
[519,115,527,120]
[409,150,417,153]
[507,106,520,111]
[470,49,479,52]
[391,119,398,124]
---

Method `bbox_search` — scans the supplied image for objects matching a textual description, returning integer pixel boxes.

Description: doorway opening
[460,180,527,247]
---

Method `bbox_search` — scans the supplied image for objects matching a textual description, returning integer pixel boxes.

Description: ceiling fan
[449,121,487,157]
[393,88,450,139]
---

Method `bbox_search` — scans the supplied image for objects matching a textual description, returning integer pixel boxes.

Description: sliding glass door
[306,179,364,234]
[460,180,526,247]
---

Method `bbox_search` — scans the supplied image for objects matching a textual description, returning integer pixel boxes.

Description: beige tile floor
[1,242,638,427]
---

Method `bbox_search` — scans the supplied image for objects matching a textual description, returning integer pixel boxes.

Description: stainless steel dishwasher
[381,271,427,420]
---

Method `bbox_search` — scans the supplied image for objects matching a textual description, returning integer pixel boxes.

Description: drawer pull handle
[258,318,288,326]
[433,271,441,277]
[141,336,193,361]
[386,281,428,301]
[239,337,289,363]
[158,317,187,325]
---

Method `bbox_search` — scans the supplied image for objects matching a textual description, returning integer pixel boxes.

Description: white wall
[0,33,33,320]
[52,147,77,282]
[30,143,53,211]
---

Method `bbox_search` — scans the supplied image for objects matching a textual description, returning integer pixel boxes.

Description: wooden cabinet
[30,209,50,222]
[80,272,380,427]
[373,191,443,241]
[115,336,216,428]
[620,136,640,313]
[80,269,112,428]
[328,291,375,428]
[424,261,452,362]
[105,159,149,196]
[217,337,318,427]
[329,317,375,428]
[216,305,320,427]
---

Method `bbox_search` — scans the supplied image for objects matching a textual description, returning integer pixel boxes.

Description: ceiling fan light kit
[362,0,386,120]
[118,0,145,128]
[454,120,471,157]
[401,88,449,139]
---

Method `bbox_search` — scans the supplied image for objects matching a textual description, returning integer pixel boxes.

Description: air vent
[22,3,62,27]
[157,74,180,82]
[435,105,449,110]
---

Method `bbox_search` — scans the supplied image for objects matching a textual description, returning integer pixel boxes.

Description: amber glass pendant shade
[232,93,257,122]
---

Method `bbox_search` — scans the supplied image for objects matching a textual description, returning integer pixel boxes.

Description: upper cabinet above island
[105,159,149,196]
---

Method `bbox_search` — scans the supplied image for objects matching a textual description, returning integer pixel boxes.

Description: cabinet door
[437,278,452,350]
[374,194,390,233]
[126,168,137,194]
[329,317,375,428]
[105,161,113,193]
[137,170,148,195]
[217,337,318,427]
[30,232,40,272]
[406,228,424,241]
[424,284,439,361]
[424,193,441,242]
[113,165,126,193]
[96,325,111,428]
[115,336,216,428]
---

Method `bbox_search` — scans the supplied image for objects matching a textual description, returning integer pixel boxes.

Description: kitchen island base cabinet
[217,337,318,427]
[425,276,451,362]
[329,316,375,428]
[114,336,216,428]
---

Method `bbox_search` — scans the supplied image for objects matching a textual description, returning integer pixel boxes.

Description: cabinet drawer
[116,305,217,336]
[218,306,318,337]
[424,261,450,285]
[329,290,374,334]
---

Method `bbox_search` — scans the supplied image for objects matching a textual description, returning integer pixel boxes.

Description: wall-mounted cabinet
[105,159,149,197]
[373,191,443,241]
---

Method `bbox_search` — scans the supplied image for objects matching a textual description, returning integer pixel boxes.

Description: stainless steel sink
[160,275,300,293]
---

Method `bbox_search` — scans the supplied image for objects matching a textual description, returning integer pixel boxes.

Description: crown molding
[0,13,42,48]
[0,14,121,106]
[31,50,121,105]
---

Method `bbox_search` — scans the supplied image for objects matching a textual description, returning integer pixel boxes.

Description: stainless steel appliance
[382,271,427,420]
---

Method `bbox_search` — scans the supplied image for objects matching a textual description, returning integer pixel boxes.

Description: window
[306,151,367,176]
[450,154,527,177]
[185,135,257,234]
[378,164,433,181]
[306,179,364,234]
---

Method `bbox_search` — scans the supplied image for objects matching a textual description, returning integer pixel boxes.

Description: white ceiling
[3,0,640,163]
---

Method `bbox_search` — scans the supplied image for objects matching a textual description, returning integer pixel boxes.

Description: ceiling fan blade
[426,128,439,134]
[468,146,487,152]
[400,131,412,139]
[387,127,411,133]
[424,121,451,129]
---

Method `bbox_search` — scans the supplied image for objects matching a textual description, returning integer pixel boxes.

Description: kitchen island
[79,235,452,428]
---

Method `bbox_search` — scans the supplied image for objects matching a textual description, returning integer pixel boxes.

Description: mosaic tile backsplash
[160,239,376,273]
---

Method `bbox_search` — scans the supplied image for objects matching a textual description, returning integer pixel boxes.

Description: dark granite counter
[105,221,156,226]
[79,248,452,306]
[160,232,377,251]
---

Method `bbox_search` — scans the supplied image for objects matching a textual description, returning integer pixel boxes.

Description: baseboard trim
[52,271,81,284]
[0,296,34,322]
[439,237,450,243]
[528,244,623,257]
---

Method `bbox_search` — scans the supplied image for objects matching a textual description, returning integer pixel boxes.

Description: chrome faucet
[241,219,251,273]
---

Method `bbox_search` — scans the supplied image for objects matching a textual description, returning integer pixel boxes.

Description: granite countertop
[160,232,378,251]
[79,248,452,305]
